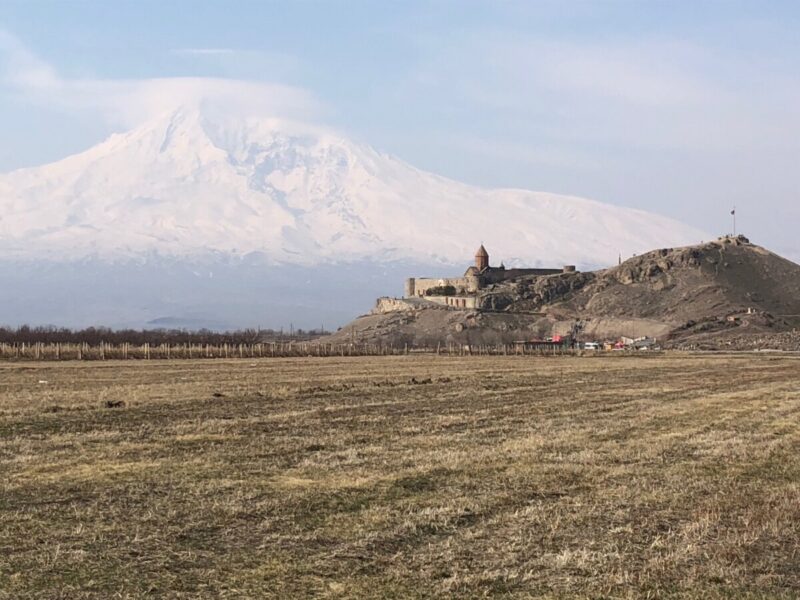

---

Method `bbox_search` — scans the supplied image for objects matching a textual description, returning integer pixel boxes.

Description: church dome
[474,245,489,270]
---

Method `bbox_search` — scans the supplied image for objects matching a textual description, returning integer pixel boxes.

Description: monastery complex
[396,246,576,310]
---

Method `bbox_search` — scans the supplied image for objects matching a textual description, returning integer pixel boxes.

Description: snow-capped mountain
[0,106,710,329]
[0,106,706,267]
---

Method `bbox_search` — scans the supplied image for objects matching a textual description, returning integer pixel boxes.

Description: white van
[583,342,600,350]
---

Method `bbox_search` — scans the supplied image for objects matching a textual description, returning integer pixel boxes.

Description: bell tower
[475,244,489,271]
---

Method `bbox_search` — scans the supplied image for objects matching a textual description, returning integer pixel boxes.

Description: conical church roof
[475,244,489,258]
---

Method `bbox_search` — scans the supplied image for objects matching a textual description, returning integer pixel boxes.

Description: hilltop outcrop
[327,236,800,350]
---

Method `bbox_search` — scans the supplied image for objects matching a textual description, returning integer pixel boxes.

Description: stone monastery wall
[405,277,480,298]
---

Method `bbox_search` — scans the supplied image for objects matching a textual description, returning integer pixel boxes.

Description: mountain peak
[0,113,709,266]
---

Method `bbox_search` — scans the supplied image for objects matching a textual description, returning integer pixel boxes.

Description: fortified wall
[404,276,479,298]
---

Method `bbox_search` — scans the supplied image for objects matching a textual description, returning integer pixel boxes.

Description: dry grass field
[1,354,799,599]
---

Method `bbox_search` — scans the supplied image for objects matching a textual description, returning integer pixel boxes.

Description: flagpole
[733,206,736,236]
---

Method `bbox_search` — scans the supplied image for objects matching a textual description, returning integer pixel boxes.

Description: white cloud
[172,48,236,56]
[526,40,717,108]
[0,29,60,89]
[0,31,322,127]
[404,29,800,156]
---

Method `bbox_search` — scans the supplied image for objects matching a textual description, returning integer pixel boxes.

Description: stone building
[403,245,575,309]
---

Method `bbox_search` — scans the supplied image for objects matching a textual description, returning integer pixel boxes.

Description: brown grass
[1,354,799,598]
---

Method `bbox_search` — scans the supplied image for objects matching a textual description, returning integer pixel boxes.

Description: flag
[731,209,736,215]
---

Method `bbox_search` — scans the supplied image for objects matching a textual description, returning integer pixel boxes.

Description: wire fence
[0,341,576,361]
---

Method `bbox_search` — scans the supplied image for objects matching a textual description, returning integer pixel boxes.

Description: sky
[1,0,799,258]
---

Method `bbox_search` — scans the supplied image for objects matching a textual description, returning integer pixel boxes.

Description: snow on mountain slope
[0,106,707,267]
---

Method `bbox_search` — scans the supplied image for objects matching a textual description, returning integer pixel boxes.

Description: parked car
[583,342,600,350]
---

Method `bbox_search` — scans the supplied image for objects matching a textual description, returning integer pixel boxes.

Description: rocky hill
[328,236,800,350]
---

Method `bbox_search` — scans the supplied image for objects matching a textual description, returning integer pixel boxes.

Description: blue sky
[1,1,799,256]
